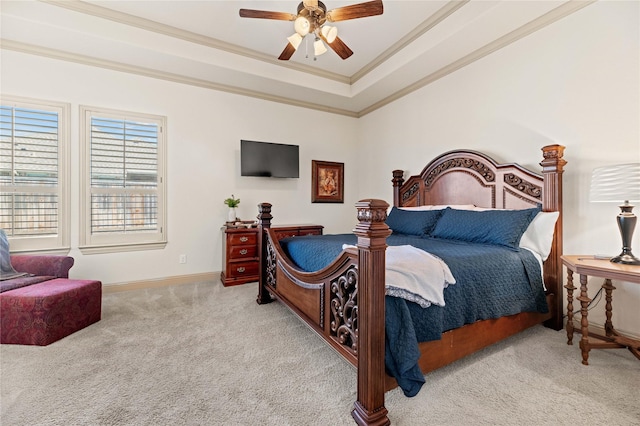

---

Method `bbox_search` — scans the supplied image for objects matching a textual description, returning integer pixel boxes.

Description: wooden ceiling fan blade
[326,0,383,22]
[239,9,296,21]
[278,43,296,60]
[321,35,353,60]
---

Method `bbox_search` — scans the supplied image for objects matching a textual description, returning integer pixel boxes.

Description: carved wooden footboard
[256,145,566,426]
[257,199,390,425]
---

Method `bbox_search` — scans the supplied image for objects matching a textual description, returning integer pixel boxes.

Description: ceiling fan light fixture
[239,0,384,61]
[294,16,311,36]
[321,25,338,43]
[314,38,327,56]
[287,33,303,50]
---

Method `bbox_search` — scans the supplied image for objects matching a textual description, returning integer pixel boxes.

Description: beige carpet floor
[1,281,639,425]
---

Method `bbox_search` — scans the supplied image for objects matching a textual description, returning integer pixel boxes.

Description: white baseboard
[102,271,220,294]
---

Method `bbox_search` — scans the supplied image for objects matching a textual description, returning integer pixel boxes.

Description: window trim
[79,105,167,254]
[0,95,70,254]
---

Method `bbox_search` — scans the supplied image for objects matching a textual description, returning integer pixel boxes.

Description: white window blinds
[0,97,69,252]
[80,106,166,252]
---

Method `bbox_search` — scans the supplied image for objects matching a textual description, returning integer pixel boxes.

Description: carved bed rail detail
[357,205,387,223]
[330,265,358,353]
[265,238,277,289]
[425,158,495,186]
[504,173,542,199]
[401,182,420,203]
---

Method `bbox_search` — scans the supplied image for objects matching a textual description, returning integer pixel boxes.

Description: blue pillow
[386,207,443,237]
[431,207,539,250]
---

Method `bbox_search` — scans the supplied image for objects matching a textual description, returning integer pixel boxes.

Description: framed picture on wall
[312,160,344,203]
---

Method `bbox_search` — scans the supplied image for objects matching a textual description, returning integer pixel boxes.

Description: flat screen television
[240,140,299,178]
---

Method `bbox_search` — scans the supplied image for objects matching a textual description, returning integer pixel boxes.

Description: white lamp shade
[321,25,338,43]
[294,16,310,36]
[287,33,303,50]
[589,163,640,203]
[314,39,327,56]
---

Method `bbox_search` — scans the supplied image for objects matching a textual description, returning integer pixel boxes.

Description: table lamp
[589,163,640,265]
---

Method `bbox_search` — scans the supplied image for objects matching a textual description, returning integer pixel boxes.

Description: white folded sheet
[343,244,456,308]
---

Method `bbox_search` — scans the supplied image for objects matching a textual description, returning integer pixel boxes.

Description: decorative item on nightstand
[589,163,640,265]
[224,195,240,223]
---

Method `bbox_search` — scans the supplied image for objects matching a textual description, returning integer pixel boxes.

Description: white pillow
[519,211,559,261]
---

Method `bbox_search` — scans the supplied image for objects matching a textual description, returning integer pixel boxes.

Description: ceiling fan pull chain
[313,37,317,61]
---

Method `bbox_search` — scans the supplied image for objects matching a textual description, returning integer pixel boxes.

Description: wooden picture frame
[312,160,344,203]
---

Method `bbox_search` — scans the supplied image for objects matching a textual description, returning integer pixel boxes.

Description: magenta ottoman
[0,278,102,346]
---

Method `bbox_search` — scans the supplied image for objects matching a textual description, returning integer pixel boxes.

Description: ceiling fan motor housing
[297,1,328,33]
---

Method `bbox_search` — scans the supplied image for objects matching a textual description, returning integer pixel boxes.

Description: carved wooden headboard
[394,149,547,209]
[391,145,567,329]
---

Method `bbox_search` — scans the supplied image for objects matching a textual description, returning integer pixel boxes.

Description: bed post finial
[352,199,391,426]
[257,202,273,228]
[392,170,404,207]
[257,203,273,305]
[540,145,566,331]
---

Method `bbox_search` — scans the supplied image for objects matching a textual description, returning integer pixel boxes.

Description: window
[80,106,166,253]
[0,96,70,253]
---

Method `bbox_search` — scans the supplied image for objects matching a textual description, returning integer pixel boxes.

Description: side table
[561,255,640,365]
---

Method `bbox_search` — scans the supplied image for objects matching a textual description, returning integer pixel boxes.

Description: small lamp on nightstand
[589,163,640,265]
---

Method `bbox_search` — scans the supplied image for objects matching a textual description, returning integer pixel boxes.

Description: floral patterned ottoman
[0,278,102,345]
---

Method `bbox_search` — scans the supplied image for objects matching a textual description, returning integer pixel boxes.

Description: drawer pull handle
[240,237,248,242]
[239,249,248,255]
[237,267,246,273]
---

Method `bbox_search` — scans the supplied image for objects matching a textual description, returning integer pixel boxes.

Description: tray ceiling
[0,0,595,116]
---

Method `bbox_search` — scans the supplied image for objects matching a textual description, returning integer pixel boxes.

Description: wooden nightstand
[561,255,640,365]
[221,226,260,286]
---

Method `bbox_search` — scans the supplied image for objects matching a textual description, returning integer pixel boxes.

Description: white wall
[1,51,360,285]
[358,1,639,335]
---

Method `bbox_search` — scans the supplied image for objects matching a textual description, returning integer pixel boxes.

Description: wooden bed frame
[255,145,566,425]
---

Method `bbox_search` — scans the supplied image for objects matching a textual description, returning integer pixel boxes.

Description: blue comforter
[279,233,548,397]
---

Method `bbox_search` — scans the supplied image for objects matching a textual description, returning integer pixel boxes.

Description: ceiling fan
[239,0,384,61]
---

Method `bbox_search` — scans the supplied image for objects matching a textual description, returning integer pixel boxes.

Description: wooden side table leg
[577,273,592,365]
[602,279,616,337]
[565,269,576,345]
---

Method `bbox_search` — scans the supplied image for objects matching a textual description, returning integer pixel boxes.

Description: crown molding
[352,0,469,84]
[40,0,351,85]
[0,39,359,118]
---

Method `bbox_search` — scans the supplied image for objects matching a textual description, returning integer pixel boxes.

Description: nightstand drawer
[274,230,298,240]
[228,233,257,245]
[229,245,257,259]
[272,225,324,241]
[226,260,259,279]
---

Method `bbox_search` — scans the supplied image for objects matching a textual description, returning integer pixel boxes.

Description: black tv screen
[240,140,299,178]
